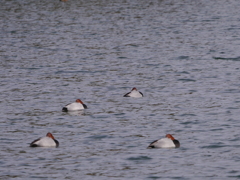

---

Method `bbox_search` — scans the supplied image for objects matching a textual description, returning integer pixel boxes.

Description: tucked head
[46,132,55,139]
[76,99,83,104]
[166,134,175,140]
[132,87,137,91]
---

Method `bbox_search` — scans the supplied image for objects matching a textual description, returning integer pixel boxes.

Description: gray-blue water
[1,0,240,179]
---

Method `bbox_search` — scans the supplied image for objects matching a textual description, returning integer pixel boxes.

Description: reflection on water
[65,110,85,116]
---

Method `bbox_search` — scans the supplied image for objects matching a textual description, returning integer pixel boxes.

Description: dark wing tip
[30,144,39,147]
[30,138,40,147]
[62,107,68,112]
[147,140,158,149]
[147,145,155,149]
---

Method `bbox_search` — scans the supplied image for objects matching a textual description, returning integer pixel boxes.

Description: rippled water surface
[1,0,240,179]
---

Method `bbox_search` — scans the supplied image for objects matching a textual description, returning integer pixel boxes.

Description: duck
[123,87,143,98]
[30,132,59,147]
[147,134,180,148]
[62,99,87,112]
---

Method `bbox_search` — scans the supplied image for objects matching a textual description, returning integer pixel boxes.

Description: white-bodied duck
[123,87,143,98]
[62,99,87,112]
[30,132,59,147]
[148,134,180,148]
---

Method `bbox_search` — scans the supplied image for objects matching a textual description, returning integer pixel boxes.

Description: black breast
[54,139,59,147]
[83,104,87,109]
[173,140,180,148]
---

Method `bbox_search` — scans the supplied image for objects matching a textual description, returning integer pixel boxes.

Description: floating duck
[123,87,143,98]
[148,134,180,148]
[30,132,59,147]
[62,99,87,112]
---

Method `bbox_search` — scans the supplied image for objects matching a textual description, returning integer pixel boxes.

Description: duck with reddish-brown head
[62,99,87,112]
[148,134,180,148]
[123,87,143,98]
[30,132,59,147]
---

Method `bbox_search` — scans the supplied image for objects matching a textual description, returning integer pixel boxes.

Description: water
[1,0,240,179]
